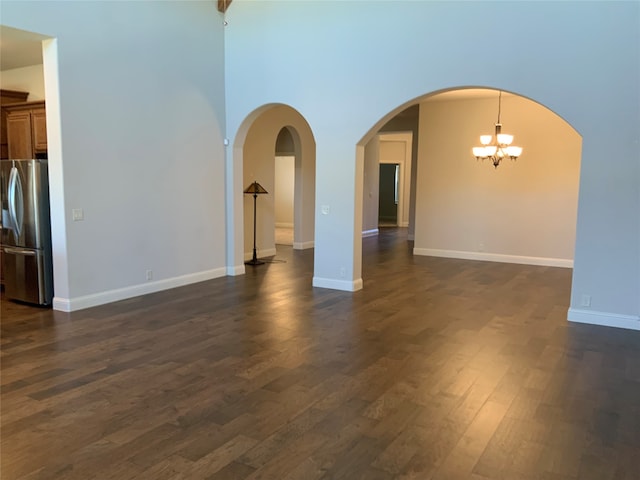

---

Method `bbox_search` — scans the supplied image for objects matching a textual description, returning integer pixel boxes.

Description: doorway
[274,154,295,246]
[378,163,399,226]
[274,126,295,248]
[0,26,65,308]
[237,105,316,269]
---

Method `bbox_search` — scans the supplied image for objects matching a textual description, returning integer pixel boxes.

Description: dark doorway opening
[378,163,398,226]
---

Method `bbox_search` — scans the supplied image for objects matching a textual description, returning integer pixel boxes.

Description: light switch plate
[72,208,84,221]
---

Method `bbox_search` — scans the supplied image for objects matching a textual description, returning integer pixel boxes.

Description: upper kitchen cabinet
[4,101,47,159]
[30,108,47,152]
[0,89,30,159]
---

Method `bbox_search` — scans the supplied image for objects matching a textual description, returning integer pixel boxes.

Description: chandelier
[472,91,523,168]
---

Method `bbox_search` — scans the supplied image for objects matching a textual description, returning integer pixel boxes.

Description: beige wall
[243,105,316,258]
[274,156,294,227]
[0,64,45,100]
[414,94,582,266]
[362,136,380,234]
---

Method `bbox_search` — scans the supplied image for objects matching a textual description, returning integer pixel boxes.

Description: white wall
[414,94,581,267]
[2,1,228,310]
[225,1,639,328]
[0,64,45,100]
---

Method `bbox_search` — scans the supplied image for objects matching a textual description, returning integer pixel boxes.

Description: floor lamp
[244,181,269,266]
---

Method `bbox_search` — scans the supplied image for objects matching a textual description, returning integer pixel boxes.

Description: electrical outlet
[146,270,153,281]
[581,294,591,307]
[478,243,484,252]
[340,267,346,278]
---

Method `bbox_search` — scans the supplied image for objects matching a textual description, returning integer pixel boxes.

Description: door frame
[378,132,412,228]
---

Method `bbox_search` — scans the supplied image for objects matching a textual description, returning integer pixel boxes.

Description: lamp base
[245,248,264,266]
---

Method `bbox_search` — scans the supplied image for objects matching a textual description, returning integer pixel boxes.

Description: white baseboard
[399,221,409,228]
[413,248,573,268]
[52,267,228,312]
[227,264,245,276]
[568,308,640,331]
[362,229,379,238]
[275,223,294,229]
[293,241,314,250]
[312,276,363,292]
[244,248,277,261]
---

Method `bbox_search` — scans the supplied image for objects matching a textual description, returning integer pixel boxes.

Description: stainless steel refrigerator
[1,159,53,306]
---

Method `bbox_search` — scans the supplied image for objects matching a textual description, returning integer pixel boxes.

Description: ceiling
[0,25,47,71]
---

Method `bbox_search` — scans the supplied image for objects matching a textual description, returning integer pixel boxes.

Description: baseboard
[312,276,363,292]
[226,264,245,276]
[399,221,409,228]
[52,267,228,312]
[293,241,314,250]
[244,248,277,261]
[413,248,573,268]
[568,308,640,331]
[52,297,72,312]
[275,223,293,229]
[362,229,379,238]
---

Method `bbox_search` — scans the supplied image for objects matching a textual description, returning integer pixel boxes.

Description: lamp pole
[249,191,263,265]
[244,181,267,266]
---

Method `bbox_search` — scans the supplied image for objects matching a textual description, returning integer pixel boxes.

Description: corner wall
[3,1,228,310]
[362,136,380,235]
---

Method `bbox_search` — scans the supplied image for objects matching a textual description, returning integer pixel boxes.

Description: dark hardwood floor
[2,228,639,479]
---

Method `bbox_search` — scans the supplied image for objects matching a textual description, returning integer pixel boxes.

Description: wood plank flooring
[2,228,639,479]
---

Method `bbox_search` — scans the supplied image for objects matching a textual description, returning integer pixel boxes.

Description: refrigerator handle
[3,247,37,256]
[8,166,24,239]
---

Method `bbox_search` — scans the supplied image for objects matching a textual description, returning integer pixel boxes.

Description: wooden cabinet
[1,89,29,159]
[32,109,48,152]
[7,112,34,159]
[4,101,47,159]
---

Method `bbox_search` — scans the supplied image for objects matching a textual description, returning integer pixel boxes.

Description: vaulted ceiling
[1,2,232,71]
[218,0,232,13]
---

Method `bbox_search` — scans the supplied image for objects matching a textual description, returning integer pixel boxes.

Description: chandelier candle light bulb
[472,91,523,168]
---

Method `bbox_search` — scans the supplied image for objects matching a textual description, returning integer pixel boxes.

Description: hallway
[2,229,639,479]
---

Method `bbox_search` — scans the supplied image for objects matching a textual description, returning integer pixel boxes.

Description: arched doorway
[359,87,582,275]
[231,104,316,271]
[274,127,296,247]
